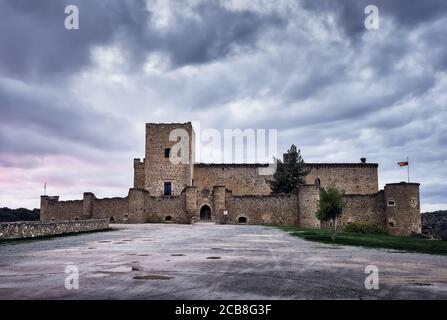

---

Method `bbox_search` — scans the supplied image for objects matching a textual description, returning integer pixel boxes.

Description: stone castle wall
[41,194,128,223]
[225,192,299,226]
[91,197,129,222]
[193,164,271,196]
[341,192,386,228]
[304,164,379,195]
[40,196,83,221]
[145,192,187,224]
[41,183,421,235]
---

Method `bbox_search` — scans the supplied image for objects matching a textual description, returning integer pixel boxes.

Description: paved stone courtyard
[0,224,446,299]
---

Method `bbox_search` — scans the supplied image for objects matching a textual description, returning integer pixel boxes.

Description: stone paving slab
[0,223,446,299]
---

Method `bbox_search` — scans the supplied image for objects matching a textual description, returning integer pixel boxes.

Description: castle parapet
[133,158,145,189]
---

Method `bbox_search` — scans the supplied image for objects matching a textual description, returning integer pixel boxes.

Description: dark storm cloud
[156,2,285,66]
[0,0,284,81]
[0,0,282,156]
[301,0,447,38]
[0,78,132,155]
[0,0,446,210]
[0,0,152,80]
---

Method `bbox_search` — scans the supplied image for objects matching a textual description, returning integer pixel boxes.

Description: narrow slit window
[164,182,172,196]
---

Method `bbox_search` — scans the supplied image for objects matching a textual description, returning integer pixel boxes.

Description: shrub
[344,222,389,235]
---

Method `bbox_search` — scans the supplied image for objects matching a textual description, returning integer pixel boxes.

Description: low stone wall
[0,219,109,240]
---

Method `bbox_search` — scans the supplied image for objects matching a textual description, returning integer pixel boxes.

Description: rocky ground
[0,223,446,300]
[422,211,447,240]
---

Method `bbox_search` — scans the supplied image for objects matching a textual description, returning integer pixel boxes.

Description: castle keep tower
[136,123,195,196]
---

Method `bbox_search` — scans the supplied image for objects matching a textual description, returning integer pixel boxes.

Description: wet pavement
[0,223,446,299]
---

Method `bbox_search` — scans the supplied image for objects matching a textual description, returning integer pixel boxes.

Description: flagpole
[407,156,410,183]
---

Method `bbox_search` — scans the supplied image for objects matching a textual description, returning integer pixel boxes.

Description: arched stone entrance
[200,205,212,221]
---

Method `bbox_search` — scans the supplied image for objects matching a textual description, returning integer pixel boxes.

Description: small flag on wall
[397,161,409,167]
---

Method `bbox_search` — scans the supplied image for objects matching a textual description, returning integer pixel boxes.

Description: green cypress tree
[269,145,310,194]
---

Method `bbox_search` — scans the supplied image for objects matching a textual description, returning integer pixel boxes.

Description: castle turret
[212,186,226,223]
[133,158,145,189]
[384,182,421,235]
[185,186,198,223]
[82,192,94,218]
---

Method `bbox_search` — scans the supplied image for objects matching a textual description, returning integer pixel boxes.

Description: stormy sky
[0,0,446,211]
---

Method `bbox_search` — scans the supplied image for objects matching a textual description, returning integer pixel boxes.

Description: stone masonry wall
[193,163,378,197]
[341,192,386,228]
[225,192,298,226]
[304,164,379,195]
[41,194,129,223]
[40,196,83,221]
[0,219,109,240]
[298,185,321,228]
[145,192,187,224]
[193,164,271,196]
[91,197,129,223]
[144,123,194,196]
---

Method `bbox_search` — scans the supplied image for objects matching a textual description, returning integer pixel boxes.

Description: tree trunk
[331,218,337,240]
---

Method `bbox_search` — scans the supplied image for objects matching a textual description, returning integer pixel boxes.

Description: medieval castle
[41,122,422,236]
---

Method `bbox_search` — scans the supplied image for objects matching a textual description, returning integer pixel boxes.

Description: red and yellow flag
[397,161,408,167]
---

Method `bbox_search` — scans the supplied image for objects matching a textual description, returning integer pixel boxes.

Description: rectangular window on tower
[164,182,172,196]
[164,148,171,158]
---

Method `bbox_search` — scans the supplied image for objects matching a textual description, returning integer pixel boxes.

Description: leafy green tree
[269,145,310,194]
[316,185,345,240]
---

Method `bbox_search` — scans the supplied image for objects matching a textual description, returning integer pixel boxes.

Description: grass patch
[279,226,447,256]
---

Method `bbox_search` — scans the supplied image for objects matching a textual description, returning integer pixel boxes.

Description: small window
[165,216,172,222]
[238,216,247,224]
[389,222,394,227]
[110,217,115,223]
[388,200,395,207]
[315,178,321,187]
[164,182,172,196]
[164,148,171,158]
